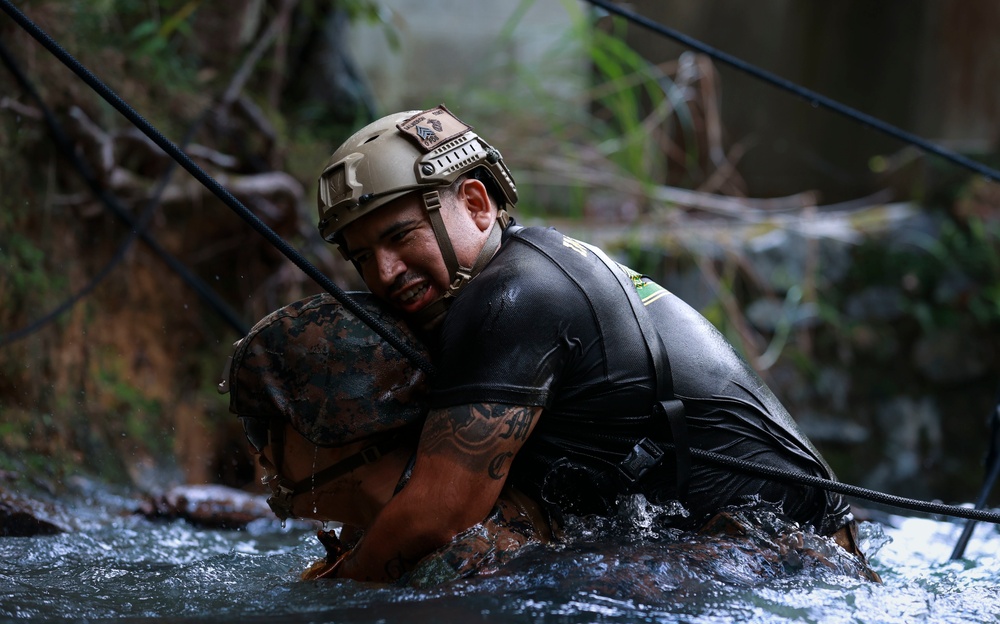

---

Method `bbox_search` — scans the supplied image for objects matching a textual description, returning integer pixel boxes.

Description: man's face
[340,184,492,317]
[341,193,449,317]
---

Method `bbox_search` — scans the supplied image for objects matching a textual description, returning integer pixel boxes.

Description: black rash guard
[430,225,851,535]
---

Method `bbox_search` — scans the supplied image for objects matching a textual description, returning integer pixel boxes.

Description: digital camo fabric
[227,292,429,447]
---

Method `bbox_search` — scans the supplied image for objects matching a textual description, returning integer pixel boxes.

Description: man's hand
[335,402,540,582]
[301,528,351,580]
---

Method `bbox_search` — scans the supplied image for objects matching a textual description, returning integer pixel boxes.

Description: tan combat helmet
[316,106,518,320]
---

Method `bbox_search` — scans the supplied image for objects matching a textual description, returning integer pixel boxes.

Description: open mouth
[398,282,429,304]
[393,281,435,314]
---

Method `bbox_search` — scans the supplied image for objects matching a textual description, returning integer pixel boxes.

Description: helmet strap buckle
[266,478,296,520]
[448,268,473,296]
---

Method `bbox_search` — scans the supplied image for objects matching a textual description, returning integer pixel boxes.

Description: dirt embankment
[0,1,364,489]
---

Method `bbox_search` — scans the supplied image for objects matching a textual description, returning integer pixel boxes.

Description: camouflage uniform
[227,292,427,446]
[225,292,549,584]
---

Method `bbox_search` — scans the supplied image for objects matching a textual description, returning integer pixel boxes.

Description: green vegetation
[2,0,998,500]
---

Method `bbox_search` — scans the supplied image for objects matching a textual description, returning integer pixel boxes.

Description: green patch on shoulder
[618,262,669,306]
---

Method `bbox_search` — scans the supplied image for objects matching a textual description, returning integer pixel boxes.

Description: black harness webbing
[576,239,691,500]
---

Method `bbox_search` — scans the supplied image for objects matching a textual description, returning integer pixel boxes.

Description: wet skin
[329,403,542,582]
[250,423,550,584]
[337,178,546,583]
[251,425,409,528]
[340,179,496,317]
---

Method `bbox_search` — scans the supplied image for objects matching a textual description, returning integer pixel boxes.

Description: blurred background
[1,0,998,510]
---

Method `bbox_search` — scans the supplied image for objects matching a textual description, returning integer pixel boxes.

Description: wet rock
[0,490,72,537]
[745,228,808,292]
[744,227,855,292]
[933,268,978,306]
[137,484,274,529]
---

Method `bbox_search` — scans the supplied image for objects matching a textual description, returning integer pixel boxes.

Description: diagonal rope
[585,0,1000,184]
[687,446,1000,525]
[0,0,435,376]
[0,39,248,344]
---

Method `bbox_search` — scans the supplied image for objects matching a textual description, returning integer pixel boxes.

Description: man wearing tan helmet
[315,105,874,583]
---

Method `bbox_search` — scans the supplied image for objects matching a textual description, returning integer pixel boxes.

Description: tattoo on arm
[421,404,538,472]
[499,406,534,441]
[488,451,513,480]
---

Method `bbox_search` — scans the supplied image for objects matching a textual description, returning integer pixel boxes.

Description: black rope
[950,388,1000,559]
[686,446,1000,525]
[0,39,249,345]
[0,0,435,376]
[585,0,1000,184]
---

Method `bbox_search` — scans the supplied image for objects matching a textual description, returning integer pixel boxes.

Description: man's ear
[457,178,496,232]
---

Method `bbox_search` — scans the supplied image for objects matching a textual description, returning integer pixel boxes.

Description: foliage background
[1,0,998,510]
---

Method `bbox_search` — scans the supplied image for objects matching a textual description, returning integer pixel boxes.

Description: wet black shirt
[430,226,850,534]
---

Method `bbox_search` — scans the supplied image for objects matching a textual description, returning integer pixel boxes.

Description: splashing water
[1,482,998,624]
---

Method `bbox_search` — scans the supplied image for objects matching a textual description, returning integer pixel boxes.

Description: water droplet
[311,446,319,515]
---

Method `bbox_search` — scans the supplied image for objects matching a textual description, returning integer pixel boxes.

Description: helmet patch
[397,105,472,152]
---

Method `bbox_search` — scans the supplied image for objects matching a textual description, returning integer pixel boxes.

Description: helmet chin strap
[412,189,508,331]
[262,417,409,521]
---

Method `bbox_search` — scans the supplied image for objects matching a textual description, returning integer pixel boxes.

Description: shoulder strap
[507,227,691,499]
[582,243,673,398]
[569,238,692,500]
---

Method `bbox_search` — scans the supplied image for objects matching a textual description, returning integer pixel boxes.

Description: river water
[1,479,998,624]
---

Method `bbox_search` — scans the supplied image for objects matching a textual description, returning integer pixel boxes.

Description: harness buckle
[617,437,665,486]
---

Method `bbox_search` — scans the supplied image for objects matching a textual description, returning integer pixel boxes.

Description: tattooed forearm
[420,404,539,470]
[488,451,513,480]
